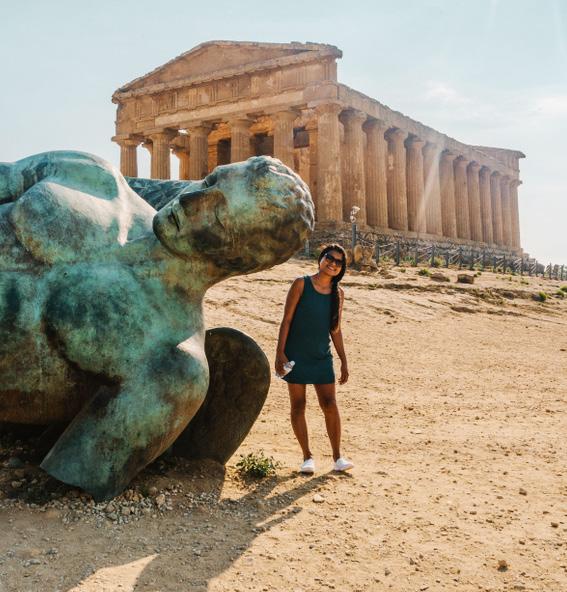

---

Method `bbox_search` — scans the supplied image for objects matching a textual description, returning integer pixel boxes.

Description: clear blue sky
[1,0,565,262]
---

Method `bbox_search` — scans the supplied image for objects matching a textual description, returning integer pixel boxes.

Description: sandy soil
[0,259,566,592]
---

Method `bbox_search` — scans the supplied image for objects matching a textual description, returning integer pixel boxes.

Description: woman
[275,244,353,474]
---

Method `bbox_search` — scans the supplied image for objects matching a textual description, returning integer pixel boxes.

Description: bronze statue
[0,151,314,500]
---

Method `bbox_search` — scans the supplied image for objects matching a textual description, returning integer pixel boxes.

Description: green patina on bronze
[0,151,314,500]
[174,327,272,464]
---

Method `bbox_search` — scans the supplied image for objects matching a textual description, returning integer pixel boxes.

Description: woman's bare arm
[331,287,349,384]
[275,278,304,375]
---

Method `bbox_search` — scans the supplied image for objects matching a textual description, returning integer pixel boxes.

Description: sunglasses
[324,253,344,266]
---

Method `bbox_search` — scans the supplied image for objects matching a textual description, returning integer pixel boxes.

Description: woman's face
[319,249,345,276]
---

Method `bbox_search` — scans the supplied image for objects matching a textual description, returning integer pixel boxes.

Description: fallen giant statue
[0,151,314,500]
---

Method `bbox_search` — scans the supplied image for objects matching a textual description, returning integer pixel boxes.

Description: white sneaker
[299,458,315,474]
[333,457,354,472]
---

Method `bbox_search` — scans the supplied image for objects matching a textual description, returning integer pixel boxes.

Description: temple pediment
[117,41,340,95]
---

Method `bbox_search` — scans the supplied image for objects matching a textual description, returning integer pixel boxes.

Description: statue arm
[8,181,122,264]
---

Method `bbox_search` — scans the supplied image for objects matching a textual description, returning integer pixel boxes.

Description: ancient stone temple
[112,41,524,253]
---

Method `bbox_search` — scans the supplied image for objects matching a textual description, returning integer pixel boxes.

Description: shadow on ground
[0,423,335,592]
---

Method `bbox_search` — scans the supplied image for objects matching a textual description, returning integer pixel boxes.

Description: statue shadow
[142,472,334,590]
[58,468,335,592]
[0,426,337,591]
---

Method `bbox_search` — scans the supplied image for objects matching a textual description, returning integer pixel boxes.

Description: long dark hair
[318,244,347,332]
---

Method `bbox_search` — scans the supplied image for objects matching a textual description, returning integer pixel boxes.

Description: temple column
[315,103,343,223]
[467,162,483,242]
[172,135,191,180]
[340,109,367,224]
[479,166,493,244]
[229,118,253,162]
[405,136,426,233]
[187,124,211,179]
[453,156,470,239]
[422,142,443,235]
[116,137,141,177]
[490,172,504,245]
[306,123,318,214]
[148,130,176,180]
[439,150,457,238]
[272,111,297,169]
[386,128,408,231]
[510,179,522,249]
[500,176,513,247]
[363,119,388,228]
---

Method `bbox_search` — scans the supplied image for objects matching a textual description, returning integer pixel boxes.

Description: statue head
[153,156,314,275]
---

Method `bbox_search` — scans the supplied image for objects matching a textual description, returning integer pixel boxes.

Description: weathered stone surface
[457,273,475,284]
[0,151,314,500]
[430,272,450,282]
[173,327,270,464]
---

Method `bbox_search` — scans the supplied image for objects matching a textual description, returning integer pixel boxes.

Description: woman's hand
[275,352,289,377]
[338,362,349,385]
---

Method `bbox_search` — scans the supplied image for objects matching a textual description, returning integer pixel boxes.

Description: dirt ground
[1,259,566,592]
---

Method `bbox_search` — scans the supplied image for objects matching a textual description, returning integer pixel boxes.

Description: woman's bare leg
[288,383,312,460]
[314,383,341,461]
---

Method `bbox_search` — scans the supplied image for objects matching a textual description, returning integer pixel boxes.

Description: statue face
[153,157,314,274]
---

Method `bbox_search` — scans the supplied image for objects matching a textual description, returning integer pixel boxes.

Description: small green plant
[431,257,443,268]
[417,268,430,276]
[399,267,406,273]
[556,290,565,298]
[535,291,548,302]
[236,451,280,479]
[560,285,567,293]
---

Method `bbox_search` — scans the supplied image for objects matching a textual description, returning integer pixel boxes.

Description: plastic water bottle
[276,360,295,379]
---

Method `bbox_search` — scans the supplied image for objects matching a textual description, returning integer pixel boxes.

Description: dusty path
[1,260,566,592]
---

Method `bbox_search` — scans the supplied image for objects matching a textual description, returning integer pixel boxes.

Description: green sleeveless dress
[283,276,335,385]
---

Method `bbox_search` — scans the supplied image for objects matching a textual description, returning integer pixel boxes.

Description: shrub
[560,285,567,293]
[431,257,443,268]
[535,291,548,302]
[556,290,565,298]
[399,267,406,273]
[236,451,280,479]
[417,268,430,276]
